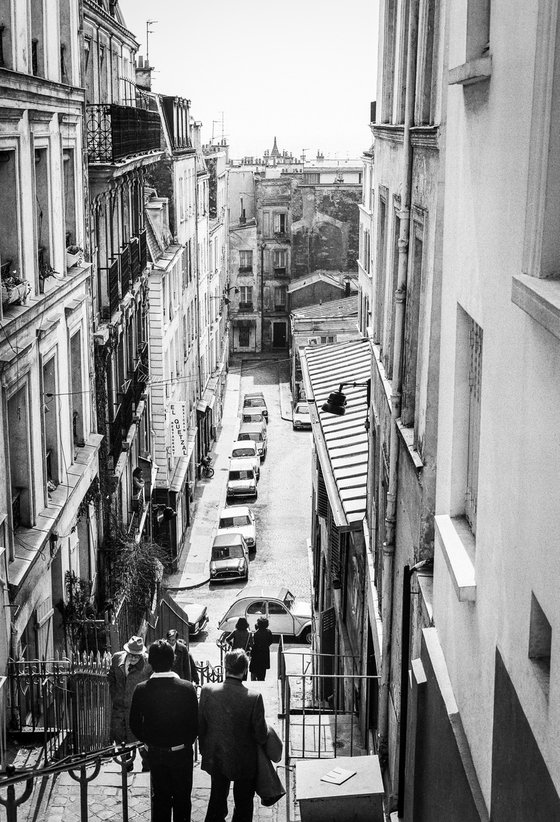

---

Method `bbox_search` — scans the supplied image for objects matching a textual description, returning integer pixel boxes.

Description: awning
[202,376,219,411]
[301,338,372,529]
[196,399,208,413]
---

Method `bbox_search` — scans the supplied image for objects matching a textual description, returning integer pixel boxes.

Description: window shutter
[317,467,328,519]
[328,508,340,580]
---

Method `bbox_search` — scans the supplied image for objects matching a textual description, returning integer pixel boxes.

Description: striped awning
[301,338,372,529]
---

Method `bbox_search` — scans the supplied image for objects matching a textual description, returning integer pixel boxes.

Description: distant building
[228,142,362,354]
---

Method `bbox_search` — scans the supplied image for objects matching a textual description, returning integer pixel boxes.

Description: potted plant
[1,272,30,306]
[66,245,83,268]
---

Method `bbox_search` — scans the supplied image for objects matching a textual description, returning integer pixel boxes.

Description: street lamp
[322,379,371,430]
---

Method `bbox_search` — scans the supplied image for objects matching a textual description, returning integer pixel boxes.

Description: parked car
[217,505,256,550]
[292,401,311,430]
[217,587,312,643]
[242,409,267,425]
[210,533,249,583]
[243,392,268,419]
[230,440,260,479]
[237,421,267,460]
[226,457,258,501]
[183,601,209,638]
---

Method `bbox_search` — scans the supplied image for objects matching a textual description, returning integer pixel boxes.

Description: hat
[166,629,178,640]
[123,636,145,655]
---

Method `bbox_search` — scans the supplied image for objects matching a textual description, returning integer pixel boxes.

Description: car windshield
[229,470,254,481]
[296,405,309,414]
[243,413,262,421]
[244,398,265,408]
[232,447,254,457]
[220,515,250,528]
[212,545,244,560]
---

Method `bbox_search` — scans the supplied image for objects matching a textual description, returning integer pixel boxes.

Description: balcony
[238,266,253,273]
[100,232,147,321]
[238,302,254,312]
[273,267,288,277]
[86,104,161,163]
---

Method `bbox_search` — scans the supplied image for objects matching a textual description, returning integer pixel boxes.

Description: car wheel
[301,627,312,645]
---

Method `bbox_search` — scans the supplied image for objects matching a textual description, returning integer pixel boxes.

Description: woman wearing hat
[249,617,273,681]
[107,636,151,768]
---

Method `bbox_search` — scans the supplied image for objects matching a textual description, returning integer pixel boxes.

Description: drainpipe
[378,0,420,767]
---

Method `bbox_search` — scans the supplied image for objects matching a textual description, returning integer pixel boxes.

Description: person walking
[199,649,269,822]
[107,635,151,770]
[129,639,199,822]
[249,618,273,682]
[166,629,199,684]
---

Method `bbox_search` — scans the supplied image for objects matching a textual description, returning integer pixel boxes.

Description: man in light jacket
[107,635,151,769]
[199,649,268,822]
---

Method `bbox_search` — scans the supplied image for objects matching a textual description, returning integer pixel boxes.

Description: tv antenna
[211,112,226,143]
[146,20,158,67]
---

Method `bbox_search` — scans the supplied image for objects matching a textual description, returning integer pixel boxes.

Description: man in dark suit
[199,649,268,822]
[130,640,198,822]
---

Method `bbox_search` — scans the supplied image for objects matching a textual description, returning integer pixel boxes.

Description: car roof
[244,392,265,399]
[239,422,265,433]
[219,506,251,517]
[231,440,257,450]
[212,533,245,546]
[229,457,256,469]
[234,586,291,600]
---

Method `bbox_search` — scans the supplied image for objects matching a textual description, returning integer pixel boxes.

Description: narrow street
[174,357,313,660]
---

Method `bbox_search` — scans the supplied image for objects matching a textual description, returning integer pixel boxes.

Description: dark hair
[225,649,249,677]
[235,617,249,630]
[256,617,269,629]
[148,640,174,672]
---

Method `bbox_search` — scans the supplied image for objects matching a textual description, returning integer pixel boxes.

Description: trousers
[204,772,255,822]
[148,746,193,822]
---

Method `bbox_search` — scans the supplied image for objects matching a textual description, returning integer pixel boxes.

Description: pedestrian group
[107,626,283,822]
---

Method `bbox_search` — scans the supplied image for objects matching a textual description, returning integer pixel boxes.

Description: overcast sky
[119,0,378,161]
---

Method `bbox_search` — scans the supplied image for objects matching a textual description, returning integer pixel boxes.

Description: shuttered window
[465,319,483,533]
[375,196,387,346]
[328,508,341,580]
[317,466,328,519]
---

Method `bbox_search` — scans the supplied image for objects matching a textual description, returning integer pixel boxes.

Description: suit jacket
[199,677,268,780]
[129,675,198,749]
[107,651,151,712]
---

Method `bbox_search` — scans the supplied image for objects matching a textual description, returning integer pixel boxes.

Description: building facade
[84,0,162,616]
[0,0,100,661]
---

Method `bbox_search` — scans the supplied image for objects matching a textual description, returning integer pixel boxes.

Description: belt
[148,743,187,753]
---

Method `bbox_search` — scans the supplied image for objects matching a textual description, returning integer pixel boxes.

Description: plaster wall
[434,0,560,806]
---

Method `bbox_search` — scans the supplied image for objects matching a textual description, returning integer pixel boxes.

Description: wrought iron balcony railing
[86,104,161,163]
[100,232,148,321]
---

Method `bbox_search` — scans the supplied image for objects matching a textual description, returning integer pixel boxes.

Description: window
[401,227,423,428]
[273,213,287,234]
[268,602,288,615]
[70,330,85,448]
[415,0,438,125]
[8,382,32,529]
[375,195,387,345]
[385,213,401,378]
[273,249,287,271]
[529,593,551,694]
[466,0,491,61]
[301,173,320,184]
[239,250,253,272]
[274,286,287,310]
[42,356,60,487]
[0,1,13,70]
[465,317,482,533]
[247,601,266,615]
[63,150,76,249]
[239,286,253,310]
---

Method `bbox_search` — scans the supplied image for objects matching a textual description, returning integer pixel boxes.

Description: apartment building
[83,0,162,612]
[0,0,99,660]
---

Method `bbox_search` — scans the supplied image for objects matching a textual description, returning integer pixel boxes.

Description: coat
[249,627,273,674]
[129,675,199,749]
[107,651,151,743]
[199,677,268,781]
[171,640,199,684]
[226,627,253,652]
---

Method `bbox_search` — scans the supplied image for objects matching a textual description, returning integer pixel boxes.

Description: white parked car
[226,457,258,501]
[210,533,249,583]
[292,401,311,430]
[217,505,256,550]
[230,440,260,479]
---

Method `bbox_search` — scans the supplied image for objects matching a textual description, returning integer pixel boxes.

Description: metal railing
[0,742,139,822]
[8,654,113,766]
[86,104,161,163]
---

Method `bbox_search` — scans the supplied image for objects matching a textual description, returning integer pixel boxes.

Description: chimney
[135,55,153,91]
